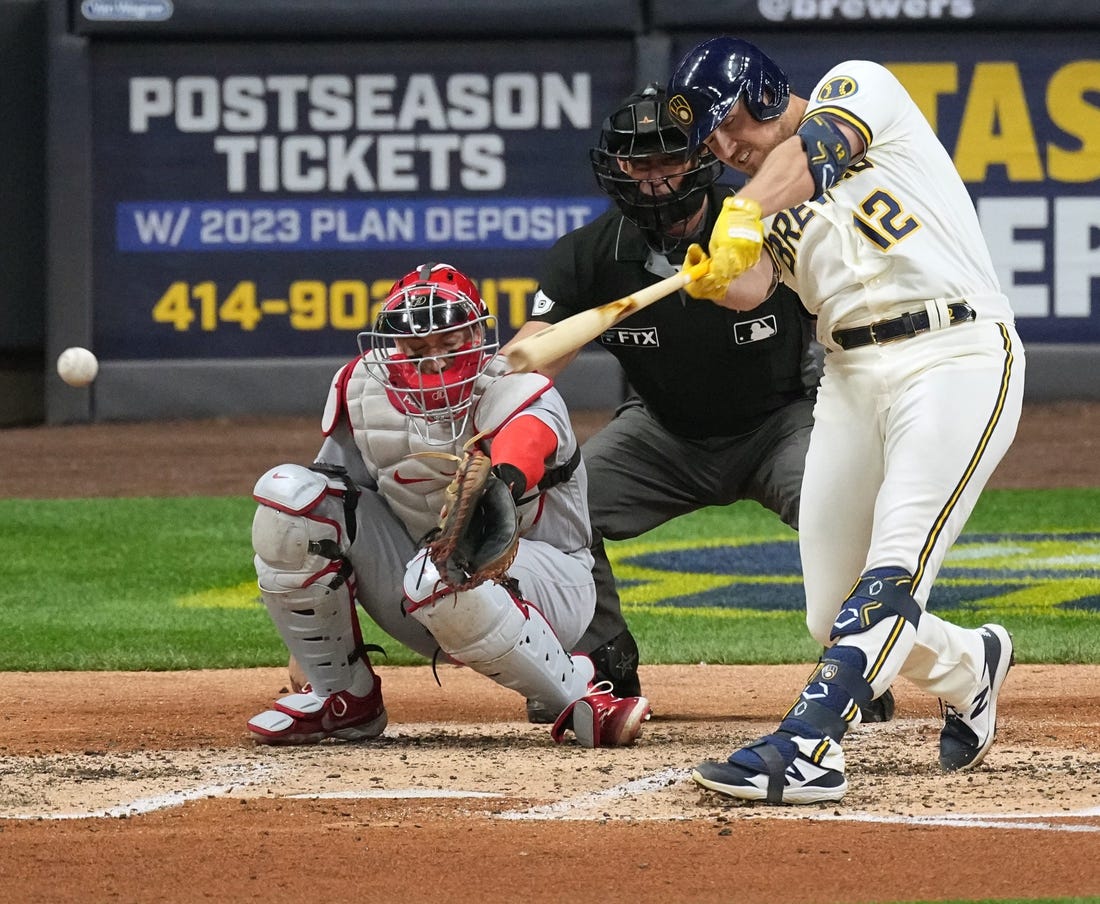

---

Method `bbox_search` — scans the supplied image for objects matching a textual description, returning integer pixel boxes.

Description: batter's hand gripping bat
[504,258,711,374]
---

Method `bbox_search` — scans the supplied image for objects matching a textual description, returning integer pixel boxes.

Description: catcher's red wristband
[491,414,556,492]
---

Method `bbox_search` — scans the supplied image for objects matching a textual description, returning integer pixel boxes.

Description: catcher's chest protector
[340,360,514,540]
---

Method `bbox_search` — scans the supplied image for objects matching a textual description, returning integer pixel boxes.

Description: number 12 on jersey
[853,189,921,250]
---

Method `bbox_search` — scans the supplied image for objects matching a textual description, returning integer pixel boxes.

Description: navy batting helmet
[590,83,722,247]
[666,37,790,153]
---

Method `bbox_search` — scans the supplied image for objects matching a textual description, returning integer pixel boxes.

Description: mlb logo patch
[531,290,554,316]
[733,315,778,344]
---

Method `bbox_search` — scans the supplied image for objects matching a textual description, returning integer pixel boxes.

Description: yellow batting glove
[681,243,731,302]
[710,196,764,281]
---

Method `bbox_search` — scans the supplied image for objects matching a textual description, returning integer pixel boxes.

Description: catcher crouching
[247,262,651,748]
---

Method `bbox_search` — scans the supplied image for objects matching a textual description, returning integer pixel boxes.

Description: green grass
[2,497,271,670]
[906,900,1100,904]
[0,489,1097,671]
[611,488,1100,666]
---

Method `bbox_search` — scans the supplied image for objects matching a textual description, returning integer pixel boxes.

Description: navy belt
[832,302,976,350]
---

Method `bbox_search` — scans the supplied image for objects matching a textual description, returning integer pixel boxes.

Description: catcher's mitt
[427,447,520,591]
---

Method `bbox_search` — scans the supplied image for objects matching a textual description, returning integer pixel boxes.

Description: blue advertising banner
[90,40,631,359]
[670,30,1100,344]
[91,31,1099,363]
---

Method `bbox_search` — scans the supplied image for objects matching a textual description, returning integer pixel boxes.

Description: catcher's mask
[666,36,790,154]
[590,83,722,253]
[360,262,498,444]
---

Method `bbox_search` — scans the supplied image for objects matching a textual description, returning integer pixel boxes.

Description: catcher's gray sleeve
[315,426,376,490]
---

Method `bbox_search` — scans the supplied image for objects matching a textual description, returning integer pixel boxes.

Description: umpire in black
[505,84,892,724]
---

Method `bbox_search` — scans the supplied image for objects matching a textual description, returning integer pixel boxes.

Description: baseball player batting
[507,85,896,726]
[665,38,1025,803]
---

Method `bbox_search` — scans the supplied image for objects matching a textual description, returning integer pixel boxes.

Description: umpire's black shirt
[532,185,812,439]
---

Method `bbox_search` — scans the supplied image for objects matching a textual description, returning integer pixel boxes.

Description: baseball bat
[505,258,711,373]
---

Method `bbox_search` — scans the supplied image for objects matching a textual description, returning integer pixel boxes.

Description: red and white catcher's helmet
[359,262,498,443]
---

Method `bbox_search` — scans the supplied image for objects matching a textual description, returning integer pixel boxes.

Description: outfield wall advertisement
[91,32,1100,364]
[91,41,632,360]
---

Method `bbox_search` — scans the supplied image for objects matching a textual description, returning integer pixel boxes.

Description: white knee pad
[403,549,592,710]
[253,463,368,698]
[252,463,355,572]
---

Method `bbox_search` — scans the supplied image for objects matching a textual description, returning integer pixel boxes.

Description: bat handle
[682,256,711,283]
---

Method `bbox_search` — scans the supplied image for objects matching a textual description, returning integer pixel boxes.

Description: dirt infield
[2,402,1100,903]
[3,666,1100,903]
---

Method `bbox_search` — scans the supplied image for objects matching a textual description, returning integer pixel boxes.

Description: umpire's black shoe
[589,628,643,698]
[526,698,562,724]
[526,629,643,724]
[858,687,896,723]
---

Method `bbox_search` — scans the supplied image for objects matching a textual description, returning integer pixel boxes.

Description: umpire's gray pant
[577,396,814,651]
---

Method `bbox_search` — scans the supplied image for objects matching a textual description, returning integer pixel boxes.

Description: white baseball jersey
[766,61,1027,709]
[767,60,1015,347]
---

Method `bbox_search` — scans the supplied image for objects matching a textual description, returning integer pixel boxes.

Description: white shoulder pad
[321,358,362,436]
[253,464,330,514]
[473,371,552,435]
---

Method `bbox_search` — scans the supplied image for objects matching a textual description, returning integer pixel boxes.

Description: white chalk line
[786,810,1100,833]
[497,769,1100,833]
[497,767,691,820]
[5,758,1099,833]
[1,762,275,821]
[288,789,502,800]
[6,782,251,821]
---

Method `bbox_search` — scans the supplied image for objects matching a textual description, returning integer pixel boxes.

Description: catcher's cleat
[939,624,1014,771]
[527,629,645,724]
[693,731,847,805]
[550,682,651,748]
[858,687,896,723]
[248,680,387,745]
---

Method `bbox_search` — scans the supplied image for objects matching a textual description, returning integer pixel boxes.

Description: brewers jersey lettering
[767,60,1015,346]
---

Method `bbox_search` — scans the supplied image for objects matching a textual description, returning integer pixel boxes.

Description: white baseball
[57,346,99,387]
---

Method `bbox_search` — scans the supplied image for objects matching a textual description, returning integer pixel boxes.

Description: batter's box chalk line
[498,767,693,821]
[6,762,277,821]
[769,805,1100,833]
[288,789,503,800]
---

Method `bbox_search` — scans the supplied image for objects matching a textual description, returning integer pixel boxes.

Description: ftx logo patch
[733,315,777,344]
[601,326,658,348]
